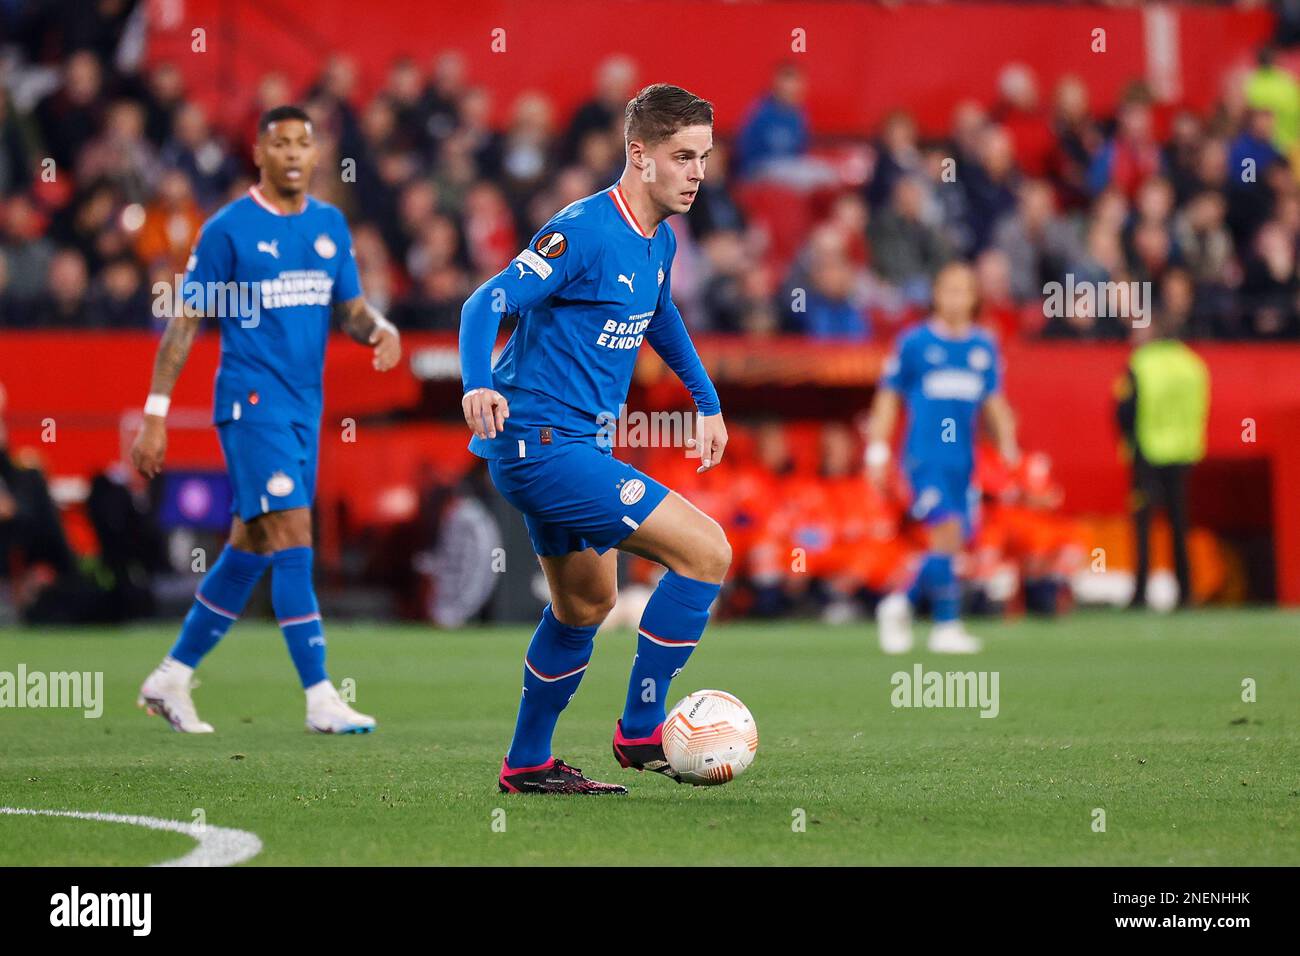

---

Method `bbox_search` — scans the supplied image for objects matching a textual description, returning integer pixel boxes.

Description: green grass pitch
[1,609,1297,866]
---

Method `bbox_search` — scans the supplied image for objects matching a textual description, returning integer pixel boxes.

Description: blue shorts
[216,420,319,522]
[906,462,978,537]
[487,443,670,557]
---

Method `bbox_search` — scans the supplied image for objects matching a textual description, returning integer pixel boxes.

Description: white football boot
[927,620,983,654]
[876,592,914,655]
[138,658,215,733]
[305,680,376,735]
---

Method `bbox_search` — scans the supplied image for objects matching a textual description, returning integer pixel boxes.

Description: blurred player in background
[460,84,730,795]
[129,106,402,734]
[864,261,1018,654]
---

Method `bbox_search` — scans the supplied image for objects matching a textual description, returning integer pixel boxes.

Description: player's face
[644,125,713,215]
[255,119,318,195]
[933,266,979,324]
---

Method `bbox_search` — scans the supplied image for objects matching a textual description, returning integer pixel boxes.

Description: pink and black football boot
[498,757,627,795]
[612,719,683,783]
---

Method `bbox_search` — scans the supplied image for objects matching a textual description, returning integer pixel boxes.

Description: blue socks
[506,604,596,768]
[271,546,328,688]
[908,553,960,623]
[167,543,329,690]
[621,571,720,739]
[169,546,270,667]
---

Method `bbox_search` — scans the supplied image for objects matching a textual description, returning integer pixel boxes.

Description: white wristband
[866,440,891,468]
[373,314,398,337]
[144,394,171,418]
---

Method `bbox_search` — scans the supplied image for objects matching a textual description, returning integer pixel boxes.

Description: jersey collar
[927,318,975,342]
[248,185,308,216]
[608,184,656,239]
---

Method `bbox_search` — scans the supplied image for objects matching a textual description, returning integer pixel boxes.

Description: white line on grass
[0,807,262,866]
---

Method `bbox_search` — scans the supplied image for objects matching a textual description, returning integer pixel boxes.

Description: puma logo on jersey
[257,240,280,259]
[618,273,635,293]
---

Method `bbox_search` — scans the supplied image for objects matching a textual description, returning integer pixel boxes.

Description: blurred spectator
[1,195,55,311]
[1238,220,1300,338]
[1244,47,1300,154]
[961,124,1020,253]
[1228,108,1285,180]
[88,255,150,329]
[1173,191,1236,293]
[418,52,468,163]
[563,55,636,164]
[0,382,78,605]
[498,92,556,215]
[735,62,809,180]
[160,103,241,208]
[1164,110,1207,203]
[993,178,1080,302]
[1088,93,1162,199]
[392,264,468,331]
[134,168,203,276]
[139,62,188,148]
[869,176,951,301]
[686,143,745,239]
[36,248,91,327]
[974,248,1020,341]
[992,63,1054,178]
[868,111,922,210]
[77,99,160,204]
[797,253,870,341]
[0,95,31,197]
[33,50,106,172]
[1049,75,1102,209]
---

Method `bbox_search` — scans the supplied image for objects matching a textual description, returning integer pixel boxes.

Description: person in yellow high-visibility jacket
[1115,299,1210,609]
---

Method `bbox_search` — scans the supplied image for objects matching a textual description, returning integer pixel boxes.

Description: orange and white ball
[662,690,758,786]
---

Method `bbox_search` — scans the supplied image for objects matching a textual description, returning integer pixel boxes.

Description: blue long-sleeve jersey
[459,183,720,459]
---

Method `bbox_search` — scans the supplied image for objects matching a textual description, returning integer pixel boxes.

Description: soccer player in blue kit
[864,261,1019,655]
[130,106,402,734]
[460,85,732,794]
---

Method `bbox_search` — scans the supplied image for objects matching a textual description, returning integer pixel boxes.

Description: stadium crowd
[4,5,1300,341]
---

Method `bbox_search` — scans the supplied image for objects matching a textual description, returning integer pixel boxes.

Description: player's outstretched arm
[130,309,202,479]
[982,393,1020,465]
[335,297,401,372]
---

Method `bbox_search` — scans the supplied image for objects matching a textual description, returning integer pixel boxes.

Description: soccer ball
[662,690,758,785]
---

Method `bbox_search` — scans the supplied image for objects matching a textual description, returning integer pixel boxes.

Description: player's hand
[690,412,729,474]
[1000,441,1022,468]
[131,416,168,479]
[370,325,401,372]
[865,440,891,492]
[462,388,510,439]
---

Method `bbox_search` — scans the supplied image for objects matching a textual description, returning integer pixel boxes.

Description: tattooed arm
[130,308,203,479]
[334,296,402,371]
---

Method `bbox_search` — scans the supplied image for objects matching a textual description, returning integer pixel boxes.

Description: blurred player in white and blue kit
[864,262,1019,654]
